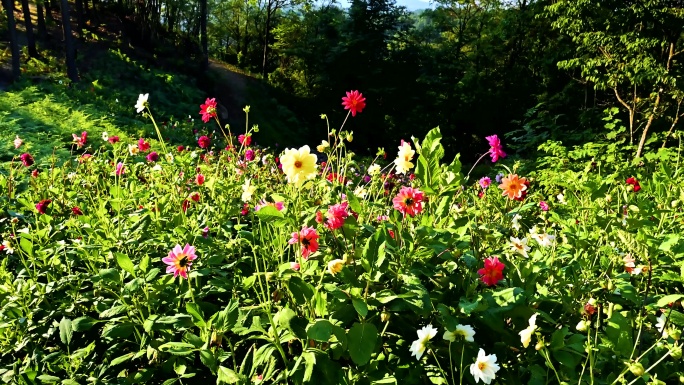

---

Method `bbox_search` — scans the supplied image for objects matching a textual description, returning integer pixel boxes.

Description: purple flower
[539,201,549,211]
[115,162,125,176]
[495,173,504,183]
[363,175,371,183]
[486,135,507,163]
[146,151,159,162]
[245,149,255,161]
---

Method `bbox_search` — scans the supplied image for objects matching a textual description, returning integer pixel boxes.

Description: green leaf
[217,366,244,384]
[19,237,33,256]
[346,189,362,214]
[59,317,73,346]
[347,322,378,366]
[186,303,206,328]
[352,297,369,318]
[199,349,218,374]
[656,294,684,308]
[288,276,314,305]
[115,252,136,277]
[307,320,333,342]
[158,342,197,356]
[72,316,99,332]
[36,375,61,383]
[255,205,285,223]
[110,352,135,366]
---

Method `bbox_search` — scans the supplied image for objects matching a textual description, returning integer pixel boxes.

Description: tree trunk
[21,0,38,57]
[36,0,48,40]
[635,90,661,159]
[60,0,79,82]
[2,0,21,80]
[75,0,84,37]
[44,0,54,22]
[262,6,272,78]
[200,0,208,70]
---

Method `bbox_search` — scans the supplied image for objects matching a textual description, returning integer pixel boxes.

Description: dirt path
[206,59,255,125]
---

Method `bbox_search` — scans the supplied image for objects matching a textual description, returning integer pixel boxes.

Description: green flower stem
[446,342,456,385]
[145,107,168,155]
[429,349,449,385]
[539,347,562,383]
[626,350,671,385]
[459,342,465,385]
[187,276,196,303]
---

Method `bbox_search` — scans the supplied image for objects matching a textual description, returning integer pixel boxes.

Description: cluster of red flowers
[626,177,641,192]
[326,172,347,184]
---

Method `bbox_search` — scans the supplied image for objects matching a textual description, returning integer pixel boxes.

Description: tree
[545,0,684,158]
[2,0,20,79]
[20,0,38,56]
[201,0,209,69]
[36,0,48,40]
[61,0,79,82]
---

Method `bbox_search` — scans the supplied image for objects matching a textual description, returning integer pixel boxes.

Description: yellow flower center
[177,254,189,268]
[478,362,487,371]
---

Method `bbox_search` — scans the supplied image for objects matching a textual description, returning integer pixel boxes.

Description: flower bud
[627,362,644,377]
[381,311,391,323]
[535,340,544,351]
[211,330,223,347]
[672,328,682,341]
[576,320,589,332]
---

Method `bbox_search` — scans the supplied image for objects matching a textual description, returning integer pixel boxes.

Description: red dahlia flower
[198,135,211,149]
[341,90,366,117]
[138,138,150,152]
[20,153,34,167]
[72,131,88,148]
[477,256,505,286]
[326,202,349,230]
[36,199,52,215]
[199,98,218,123]
[288,225,320,260]
[238,134,252,146]
[392,186,425,217]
